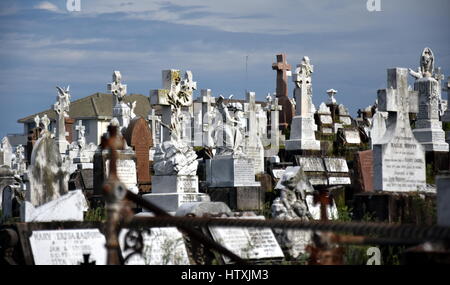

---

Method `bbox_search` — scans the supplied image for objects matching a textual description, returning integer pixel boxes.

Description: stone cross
[272,54,291,99]
[54,86,70,155]
[150,70,195,142]
[148,109,161,145]
[108,71,127,107]
[41,114,50,134]
[327,89,338,105]
[272,54,293,129]
[75,120,86,149]
[201,89,215,147]
[267,96,282,154]
[34,115,40,129]
[293,57,314,117]
[374,68,426,191]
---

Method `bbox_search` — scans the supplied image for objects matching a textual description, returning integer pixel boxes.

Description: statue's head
[420,47,434,76]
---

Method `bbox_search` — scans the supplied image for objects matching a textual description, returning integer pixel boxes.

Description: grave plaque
[296,157,325,172]
[374,68,426,192]
[324,158,349,173]
[29,229,107,265]
[209,216,284,263]
[344,129,361,144]
[119,228,190,265]
[105,159,137,190]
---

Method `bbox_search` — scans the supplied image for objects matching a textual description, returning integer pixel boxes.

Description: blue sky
[0,0,449,138]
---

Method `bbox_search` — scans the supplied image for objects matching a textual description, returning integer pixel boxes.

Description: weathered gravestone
[27,134,70,206]
[410,48,449,152]
[209,215,284,263]
[0,166,16,209]
[29,229,107,265]
[373,68,426,192]
[119,228,190,265]
[354,150,374,192]
[285,56,321,151]
[124,116,153,192]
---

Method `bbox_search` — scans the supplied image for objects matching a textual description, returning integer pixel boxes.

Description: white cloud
[34,1,61,13]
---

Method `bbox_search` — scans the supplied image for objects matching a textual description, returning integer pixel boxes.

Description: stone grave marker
[209,215,284,263]
[354,150,374,192]
[119,228,190,265]
[373,68,426,192]
[27,134,70,207]
[285,56,321,151]
[324,158,351,185]
[29,229,107,265]
[124,116,153,192]
[410,48,449,152]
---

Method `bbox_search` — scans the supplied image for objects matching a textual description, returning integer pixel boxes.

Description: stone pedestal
[143,175,208,213]
[413,77,449,152]
[206,155,260,187]
[285,116,320,151]
[205,155,263,211]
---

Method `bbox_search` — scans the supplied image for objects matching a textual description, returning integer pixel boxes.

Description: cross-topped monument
[108,71,131,129]
[373,68,426,192]
[148,109,161,146]
[150,70,196,142]
[285,56,320,151]
[272,54,293,130]
[264,94,282,157]
[108,71,127,107]
[75,120,86,149]
[54,86,71,155]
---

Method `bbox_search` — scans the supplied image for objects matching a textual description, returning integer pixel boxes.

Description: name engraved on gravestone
[209,216,284,263]
[324,158,349,173]
[119,228,190,265]
[382,137,425,189]
[105,159,137,189]
[29,229,107,265]
[234,159,256,184]
[179,176,198,193]
[180,194,199,203]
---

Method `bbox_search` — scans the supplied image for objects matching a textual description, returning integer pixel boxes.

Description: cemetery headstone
[373,68,426,192]
[410,48,449,152]
[54,86,71,155]
[286,56,321,151]
[272,54,293,130]
[124,117,153,192]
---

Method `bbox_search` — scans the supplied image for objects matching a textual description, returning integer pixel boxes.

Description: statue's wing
[56,86,65,96]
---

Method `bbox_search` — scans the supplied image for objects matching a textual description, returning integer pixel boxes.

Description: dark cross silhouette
[272,54,294,129]
[79,254,96,266]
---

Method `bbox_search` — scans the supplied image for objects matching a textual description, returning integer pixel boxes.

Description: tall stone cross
[54,86,71,155]
[150,70,195,142]
[108,71,127,107]
[373,68,425,192]
[272,54,293,129]
[293,57,314,117]
[75,120,86,149]
[201,89,215,147]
